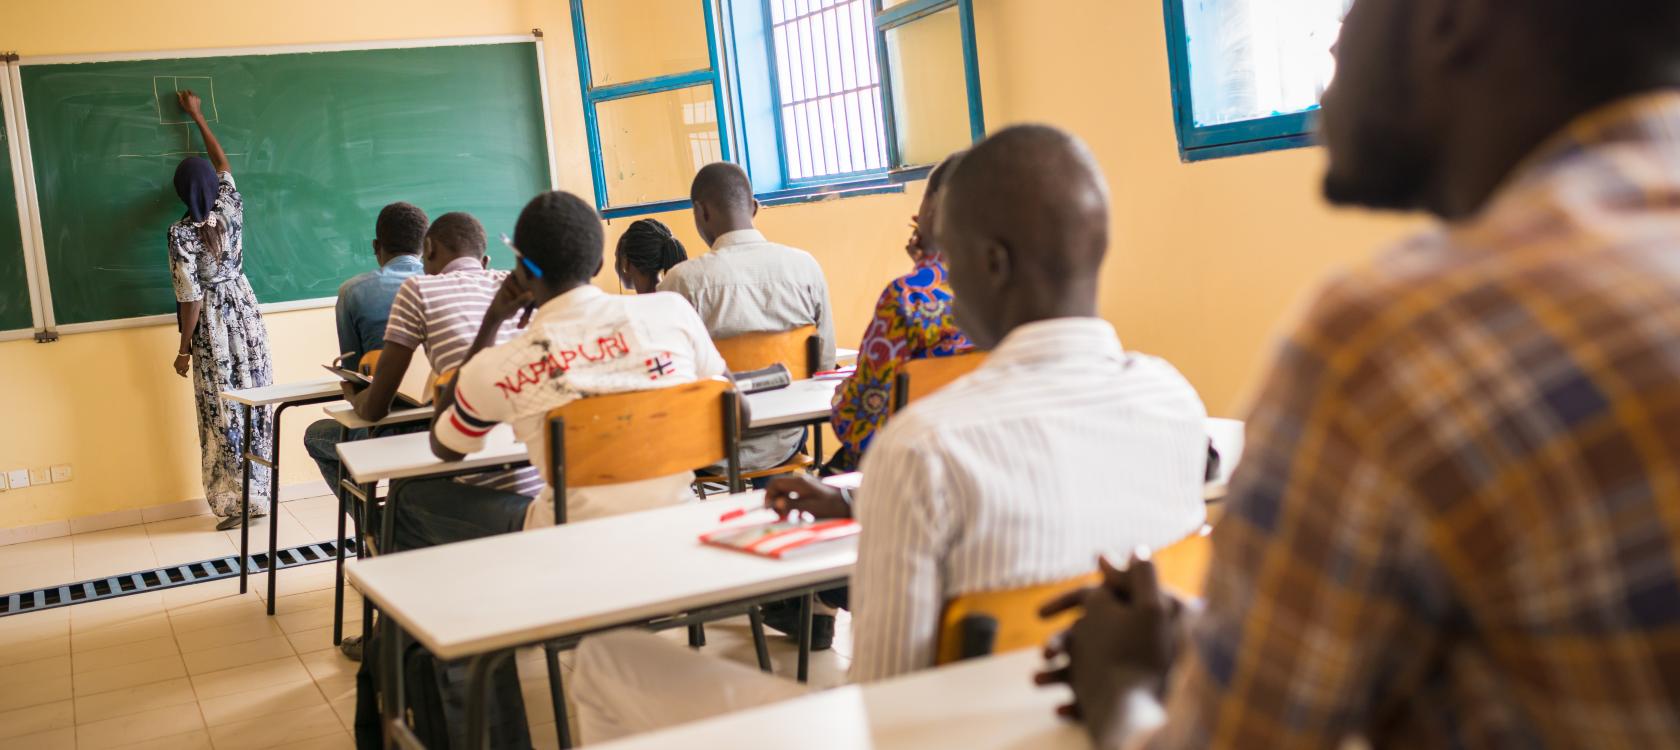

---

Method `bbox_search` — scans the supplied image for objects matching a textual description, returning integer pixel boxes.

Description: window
[767,0,888,184]
[570,0,986,217]
[570,0,731,218]
[1163,0,1349,161]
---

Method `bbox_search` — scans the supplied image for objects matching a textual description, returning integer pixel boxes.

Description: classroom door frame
[8,32,563,341]
[1,56,50,343]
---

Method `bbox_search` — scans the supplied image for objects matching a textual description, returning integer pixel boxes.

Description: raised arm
[178,91,230,174]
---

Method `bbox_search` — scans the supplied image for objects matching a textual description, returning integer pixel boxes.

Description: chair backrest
[544,379,742,523]
[357,349,383,377]
[432,368,458,404]
[714,325,820,377]
[934,522,1215,666]
[892,351,987,413]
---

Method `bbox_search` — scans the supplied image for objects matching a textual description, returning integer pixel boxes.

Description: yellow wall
[0,0,1419,529]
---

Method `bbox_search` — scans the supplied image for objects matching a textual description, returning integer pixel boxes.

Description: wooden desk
[221,377,344,614]
[589,649,1088,750]
[348,493,854,749]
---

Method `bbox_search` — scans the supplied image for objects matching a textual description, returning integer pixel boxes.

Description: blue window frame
[1162,0,1347,162]
[571,0,986,218]
[570,0,732,219]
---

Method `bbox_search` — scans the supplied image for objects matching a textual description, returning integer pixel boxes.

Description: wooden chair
[356,349,382,377]
[431,367,457,405]
[891,351,987,413]
[934,522,1215,665]
[701,325,822,484]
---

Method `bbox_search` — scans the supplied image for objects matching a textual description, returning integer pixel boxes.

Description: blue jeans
[303,419,365,505]
[389,477,532,553]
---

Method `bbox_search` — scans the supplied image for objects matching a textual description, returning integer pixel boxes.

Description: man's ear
[750,198,760,218]
[372,239,382,256]
[982,239,1012,291]
[481,255,490,269]
[593,257,605,279]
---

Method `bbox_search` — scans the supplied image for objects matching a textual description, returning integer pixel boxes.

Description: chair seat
[696,453,813,485]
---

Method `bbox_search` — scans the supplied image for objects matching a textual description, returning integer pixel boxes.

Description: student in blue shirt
[302,202,429,520]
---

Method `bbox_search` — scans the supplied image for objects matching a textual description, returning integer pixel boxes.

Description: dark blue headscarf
[173,156,218,223]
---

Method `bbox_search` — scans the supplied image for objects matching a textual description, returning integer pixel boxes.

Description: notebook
[700,514,859,560]
[322,353,432,409]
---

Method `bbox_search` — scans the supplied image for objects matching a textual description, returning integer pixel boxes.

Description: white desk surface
[837,347,858,364]
[589,649,1088,750]
[221,377,344,407]
[347,493,855,660]
[338,423,526,485]
[324,402,436,431]
[748,377,841,428]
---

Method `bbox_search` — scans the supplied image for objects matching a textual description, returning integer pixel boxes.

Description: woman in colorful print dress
[828,152,972,472]
[166,90,274,531]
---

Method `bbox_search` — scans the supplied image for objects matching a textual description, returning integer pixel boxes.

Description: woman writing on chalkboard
[167,90,275,531]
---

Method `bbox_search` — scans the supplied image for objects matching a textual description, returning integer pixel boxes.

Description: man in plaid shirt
[1045,0,1680,747]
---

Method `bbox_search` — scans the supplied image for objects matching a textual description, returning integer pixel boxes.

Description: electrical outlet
[0,473,8,491]
[50,465,72,483]
[29,467,51,485]
[5,469,27,489]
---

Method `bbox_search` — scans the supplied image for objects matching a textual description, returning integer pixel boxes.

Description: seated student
[424,190,730,536]
[614,218,688,294]
[828,152,972,473]
[571,124,1212,743]
[302,202,427,509]
[658,162,837,473]
[1045,1,1680,748]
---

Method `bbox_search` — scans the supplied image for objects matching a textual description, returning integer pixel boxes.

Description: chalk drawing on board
[153,75,220,125]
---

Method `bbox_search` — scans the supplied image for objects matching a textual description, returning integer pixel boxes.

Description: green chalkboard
[0,85,32,332]
[19,42,551,326]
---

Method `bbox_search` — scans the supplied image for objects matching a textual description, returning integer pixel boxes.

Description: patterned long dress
[828,255,971,472]
[167,172,275,518]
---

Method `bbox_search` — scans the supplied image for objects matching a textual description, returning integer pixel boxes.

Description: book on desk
[323,353,432,409]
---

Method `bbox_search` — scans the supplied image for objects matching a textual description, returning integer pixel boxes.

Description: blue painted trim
[590,70,716,102]
[758,181,904,207]
[888,164,934,183]
[786,167,889,189]
[956,0,985,142]
[570,0,609,210]
[761,0,793,188]
[873,10,903,169]
[703,0,732,163]
[1161,0,1317,162]
[876,0,954,30]
[601,198,694,220]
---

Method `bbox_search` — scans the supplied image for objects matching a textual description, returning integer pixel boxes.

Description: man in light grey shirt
[659,162,837,471]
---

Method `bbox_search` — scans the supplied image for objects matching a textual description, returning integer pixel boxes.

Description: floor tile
[275,604,343,635]
[0,634,68,667]
[206,704,343,750]
[160,578,251,612]
[168,597,268,636]
[0,560,77,596]
[259,565,341,602]
[68,591,164,633]
[0,698,72,741]
[71,635,179,674]
[0,726,73,750]
[174,614,287,654]
[183,634,295,676]
[75,701,205,750]
[110,728,213,750]
[72,653,187,696]
[74,677,197,724]
[191,656,311,701]
[71,612,173,653]
[0,654,70,690]
[284,618,361,656]
[0,608,68,649]
[222,514,318,557]
[272,587,359,617]
[0,537,72,569]
[271,731,354,750]
[297,646,357,687]
[198,679,326,728]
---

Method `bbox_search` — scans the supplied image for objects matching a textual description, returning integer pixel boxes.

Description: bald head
[690,162,758,246]
[938,125,1111,348]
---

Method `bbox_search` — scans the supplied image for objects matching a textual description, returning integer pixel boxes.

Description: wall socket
[5,469,28,489]
[28,467,51,485]
[50,465,72,483]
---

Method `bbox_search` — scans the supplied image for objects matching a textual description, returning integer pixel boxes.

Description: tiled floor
[0,495,853,749]
[0,495,349,597]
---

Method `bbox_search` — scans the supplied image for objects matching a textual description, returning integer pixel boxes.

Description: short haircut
[616,218,688,274]
[376,202,429,254]
[926,150,967,194]
[690,162,754,212]
[513,191,604,284]
[425,212,487,257]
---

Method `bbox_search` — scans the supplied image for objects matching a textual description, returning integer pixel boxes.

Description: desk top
[221,377,344,406]
[748,378,841,428]
[589,649,1088,750]
[347,493,855,660]
[337,423,525,484]
[324,402,436,430]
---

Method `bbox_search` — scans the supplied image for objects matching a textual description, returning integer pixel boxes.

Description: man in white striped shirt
[572,125,1212,743]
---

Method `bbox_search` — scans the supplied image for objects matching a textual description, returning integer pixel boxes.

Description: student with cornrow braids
[614,218,689,294]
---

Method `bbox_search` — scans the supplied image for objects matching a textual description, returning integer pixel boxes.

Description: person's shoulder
[1290,228,1481,364]
[338,270,379,298]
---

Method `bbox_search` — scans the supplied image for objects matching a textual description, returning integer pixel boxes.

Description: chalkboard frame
[10,33,561,339]
[1,59,48,342]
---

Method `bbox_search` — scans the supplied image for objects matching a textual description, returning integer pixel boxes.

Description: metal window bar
[769,0,887,182]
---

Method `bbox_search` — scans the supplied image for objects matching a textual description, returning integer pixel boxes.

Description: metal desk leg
[748,606,773,673]
[545,646,574,749]
[464,650,513,750]
[797,592,814,683]
[265,404,288,615]
[238,404,252,594]
[333,424,348,646]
